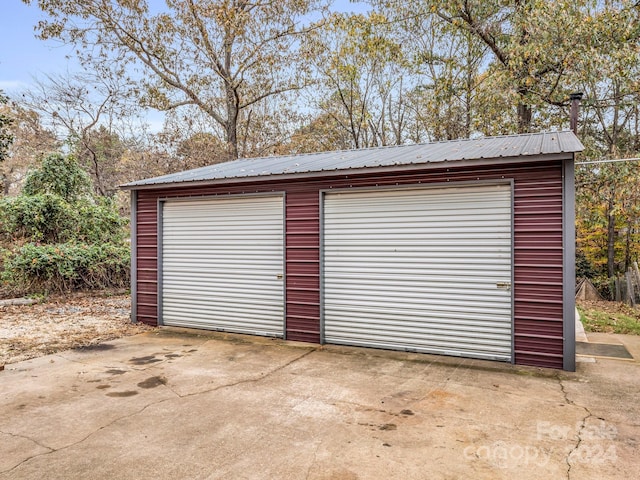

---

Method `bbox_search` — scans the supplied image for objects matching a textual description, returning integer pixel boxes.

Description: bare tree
[19,71,140,195]
[0,100,59,195]
[26,0,328,159]
[306,12,409,149]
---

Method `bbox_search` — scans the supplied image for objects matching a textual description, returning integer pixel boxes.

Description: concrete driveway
[1,329,638,480]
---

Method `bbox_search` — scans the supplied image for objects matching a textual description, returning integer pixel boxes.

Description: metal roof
[123,130,583,189]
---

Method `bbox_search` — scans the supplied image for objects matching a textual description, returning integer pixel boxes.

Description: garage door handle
[276,274,284,280]
[496,282,511,291]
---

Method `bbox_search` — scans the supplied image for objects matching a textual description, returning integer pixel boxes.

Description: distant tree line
[1,0,638,294]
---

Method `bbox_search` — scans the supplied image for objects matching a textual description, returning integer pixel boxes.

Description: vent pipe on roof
[569,92,583,135]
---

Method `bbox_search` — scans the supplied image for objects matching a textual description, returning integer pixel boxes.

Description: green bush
[590,275,613,301]
[0,193,73,243]
[73,197,128,243]
[576,250,598,279]
[1,242,130,294]
[0,153,130,295]
[0,194,127,244]
[22,152,92,202]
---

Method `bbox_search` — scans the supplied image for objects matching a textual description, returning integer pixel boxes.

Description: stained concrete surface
[0,329,638,480]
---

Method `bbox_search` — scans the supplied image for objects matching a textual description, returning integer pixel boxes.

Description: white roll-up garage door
[323,184,512,361]
[161,195,284,336]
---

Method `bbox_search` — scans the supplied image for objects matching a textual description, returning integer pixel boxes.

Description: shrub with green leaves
[22,152,92,202]
[0,153,130,295]
[2,243,130,293]
[0,192,127,244]
[73,197,127,243]
[0,193,70,243]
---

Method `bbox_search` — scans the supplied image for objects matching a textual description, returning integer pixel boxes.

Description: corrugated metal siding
[135,195,159,325]
[285,191,320,342]
[512,167,564,368]
[133,160,566,368]
[323,184,513,361]
[161,196,284,335]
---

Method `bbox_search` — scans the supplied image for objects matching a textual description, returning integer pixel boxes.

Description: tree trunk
[225,88,239,160]
[464,36,473,139]
[607,196,616,277]
[225,120,239,160]
[625,218,632,272]
[1,172,9,195]
[517,95,532,133]
[464,90,471,139]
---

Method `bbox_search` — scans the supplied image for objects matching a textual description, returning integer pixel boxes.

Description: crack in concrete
[157,380,182,398]
[0,348,316,476]
[557,376,604,480]
[304,440,322,480]
[175,347,317,399]
[411,358,469,406]
[0,431,55,475]
[0,390,182,476]
[54,354,89,365]
[0,429,53,454]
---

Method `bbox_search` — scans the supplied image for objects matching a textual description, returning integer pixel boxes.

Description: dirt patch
[578,300,640,319]
[0,292,153,366]
[129,355,162,365]
[378,423,397,431]
[75,343,117,352]
[577,300,640,334]
[137,376,167,389]
[106,390,139,398]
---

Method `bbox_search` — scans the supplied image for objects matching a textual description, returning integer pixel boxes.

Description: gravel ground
[0,292,153,366]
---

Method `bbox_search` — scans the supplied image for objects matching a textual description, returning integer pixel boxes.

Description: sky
[0,1,370,98]
[0,1,369,134]
[0,1,75,94]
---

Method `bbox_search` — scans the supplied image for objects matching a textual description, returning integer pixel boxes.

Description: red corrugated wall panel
[285,191,321,342]
[512,166,564,368]
[135,196,159,325]
[133,159,567,368]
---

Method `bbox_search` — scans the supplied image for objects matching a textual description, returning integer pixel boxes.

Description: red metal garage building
[123,131,583,370]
